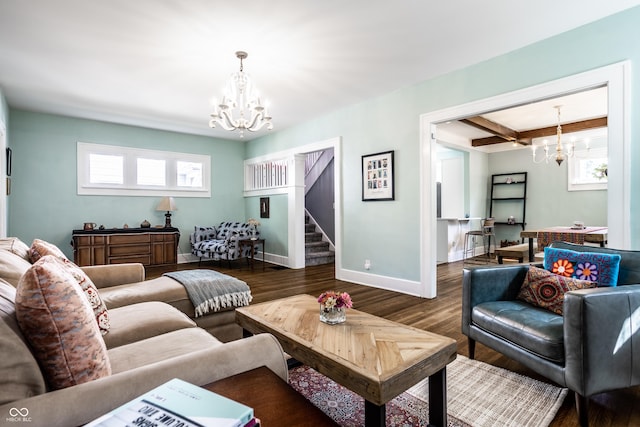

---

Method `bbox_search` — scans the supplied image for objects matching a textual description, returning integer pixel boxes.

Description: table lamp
[156,196,177,228]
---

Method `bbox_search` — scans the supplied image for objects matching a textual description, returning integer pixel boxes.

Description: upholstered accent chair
[190,222,259,266]
[462,242,640,427]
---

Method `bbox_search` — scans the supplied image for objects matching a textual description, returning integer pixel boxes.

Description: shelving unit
[489,172,527,242]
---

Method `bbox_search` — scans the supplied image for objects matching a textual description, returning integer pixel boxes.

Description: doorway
[419,62,631,298]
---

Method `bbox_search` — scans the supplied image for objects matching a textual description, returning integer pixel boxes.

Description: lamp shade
[156,196,177,212]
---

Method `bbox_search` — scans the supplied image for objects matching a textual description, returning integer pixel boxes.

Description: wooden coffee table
[236,294,457,427]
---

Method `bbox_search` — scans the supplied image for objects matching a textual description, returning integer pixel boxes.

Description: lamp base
[164,212,172,228]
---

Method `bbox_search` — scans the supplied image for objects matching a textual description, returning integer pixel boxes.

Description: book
[85,378,253,427]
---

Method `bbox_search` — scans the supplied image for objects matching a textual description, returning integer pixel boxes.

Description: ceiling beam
[461,116,518,142]
[517,116,608,140]
[470,116,608,147]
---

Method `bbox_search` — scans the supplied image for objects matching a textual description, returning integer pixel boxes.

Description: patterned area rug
[288,355,568,427]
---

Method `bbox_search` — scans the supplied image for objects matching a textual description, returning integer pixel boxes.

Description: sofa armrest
[462,264,529,335]
[564,284,640,396]
[0,333,287,427]
[81,263,146,289]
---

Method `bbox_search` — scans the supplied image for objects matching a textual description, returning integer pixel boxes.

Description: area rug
[288,355,568,427]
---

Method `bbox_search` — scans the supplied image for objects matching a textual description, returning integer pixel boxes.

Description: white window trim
[77,142,211,197]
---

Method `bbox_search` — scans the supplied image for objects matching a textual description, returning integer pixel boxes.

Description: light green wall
[8,110,246,258]
[247,7,640,281]
[244,194,288,256]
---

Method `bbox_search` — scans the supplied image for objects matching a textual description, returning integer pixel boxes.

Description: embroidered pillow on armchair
[518,265,597,315]
[543,247,621,286]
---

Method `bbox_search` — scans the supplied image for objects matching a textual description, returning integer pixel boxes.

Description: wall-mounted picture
[260,197,270,218]
[362,150,394,201]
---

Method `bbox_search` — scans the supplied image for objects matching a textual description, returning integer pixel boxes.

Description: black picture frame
[6,147,11,177]
[260,197,270,218]
[362,150,394,201]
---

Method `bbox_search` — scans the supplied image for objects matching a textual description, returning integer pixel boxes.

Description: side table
[239,238,265,270]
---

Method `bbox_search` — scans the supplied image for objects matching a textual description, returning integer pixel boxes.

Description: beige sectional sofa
[0,237,288,427]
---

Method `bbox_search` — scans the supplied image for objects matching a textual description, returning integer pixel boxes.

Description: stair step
[305,232,322,243]
[305,250,335,266]
[305,241,330,253]
[305,223,316,233]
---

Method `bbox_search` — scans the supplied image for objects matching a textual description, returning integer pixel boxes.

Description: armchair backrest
[549,242,640,286]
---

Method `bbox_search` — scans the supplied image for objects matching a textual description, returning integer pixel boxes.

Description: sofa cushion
[472,300,565,363]
[29,238,68,263]
[518,265,597,315]
[0,237,31,261]
[15,255,111,390]
[108,327,221,374]
[103,301,196,348]
[60,258,110,335]
[544,246,621,286]
[0,246,32,287]
[0,279,46,405]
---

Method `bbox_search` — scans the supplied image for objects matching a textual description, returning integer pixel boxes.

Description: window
[568,146,608,191]
[78,142,210,197]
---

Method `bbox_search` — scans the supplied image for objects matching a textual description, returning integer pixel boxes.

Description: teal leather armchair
[462,242,640,427]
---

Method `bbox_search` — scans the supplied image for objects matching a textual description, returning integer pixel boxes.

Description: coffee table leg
[428,367,447,427]
[364,400,385,427]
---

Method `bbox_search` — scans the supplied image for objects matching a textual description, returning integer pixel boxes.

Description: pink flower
[318,291,353,309]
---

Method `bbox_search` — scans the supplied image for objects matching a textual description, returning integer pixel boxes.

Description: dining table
[520,226,608,262]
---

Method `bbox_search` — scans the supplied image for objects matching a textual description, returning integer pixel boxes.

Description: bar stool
[463,218,496,262]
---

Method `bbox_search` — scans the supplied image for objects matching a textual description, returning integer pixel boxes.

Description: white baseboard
[337,268,422,297]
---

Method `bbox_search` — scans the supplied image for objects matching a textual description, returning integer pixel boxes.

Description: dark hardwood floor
[147,259,640,427]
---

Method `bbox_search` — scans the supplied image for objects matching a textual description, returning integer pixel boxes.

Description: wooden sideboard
[71,227,180,267]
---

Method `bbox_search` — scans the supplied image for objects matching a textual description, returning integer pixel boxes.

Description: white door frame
[420,61,631,298]
[291,137,342,271]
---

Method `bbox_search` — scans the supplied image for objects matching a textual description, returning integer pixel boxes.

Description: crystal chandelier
[531,105,575,166]
[209,51,273,138]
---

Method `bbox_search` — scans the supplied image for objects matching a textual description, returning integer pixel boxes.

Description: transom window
[78,142,211,197]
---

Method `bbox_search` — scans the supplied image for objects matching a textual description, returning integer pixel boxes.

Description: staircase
[305,215,335,266]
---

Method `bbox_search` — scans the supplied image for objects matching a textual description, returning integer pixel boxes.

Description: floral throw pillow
[543,247,621,287]
[60,258,110,335]
[15,255,111,390]
[518,265,597,315]
[29,239,68,263]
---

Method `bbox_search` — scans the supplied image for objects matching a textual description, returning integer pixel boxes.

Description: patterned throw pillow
[15,255,111,390]
[543,247,621,286]
[29,238,68,263]
[60,258,110,335]
[518,265,597,315]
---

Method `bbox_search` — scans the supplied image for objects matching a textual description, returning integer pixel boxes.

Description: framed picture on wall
[362,150,394,201]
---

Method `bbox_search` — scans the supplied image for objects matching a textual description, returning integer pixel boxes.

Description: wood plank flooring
[147,259,640,427]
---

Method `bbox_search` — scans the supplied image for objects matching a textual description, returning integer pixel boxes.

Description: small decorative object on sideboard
[318,291,352,325]
[83,222,96,231]
[140,219,151,228]
[247,218,261,239]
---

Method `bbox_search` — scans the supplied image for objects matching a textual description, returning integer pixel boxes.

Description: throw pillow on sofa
[543,247,621,286]
[28,238,68,263]
[15,255,111,390]
[60,258,111,335]
[517,265,598,315]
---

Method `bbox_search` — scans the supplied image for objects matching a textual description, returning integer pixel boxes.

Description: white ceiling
[1,1,638,141]
[437,86,609,153]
